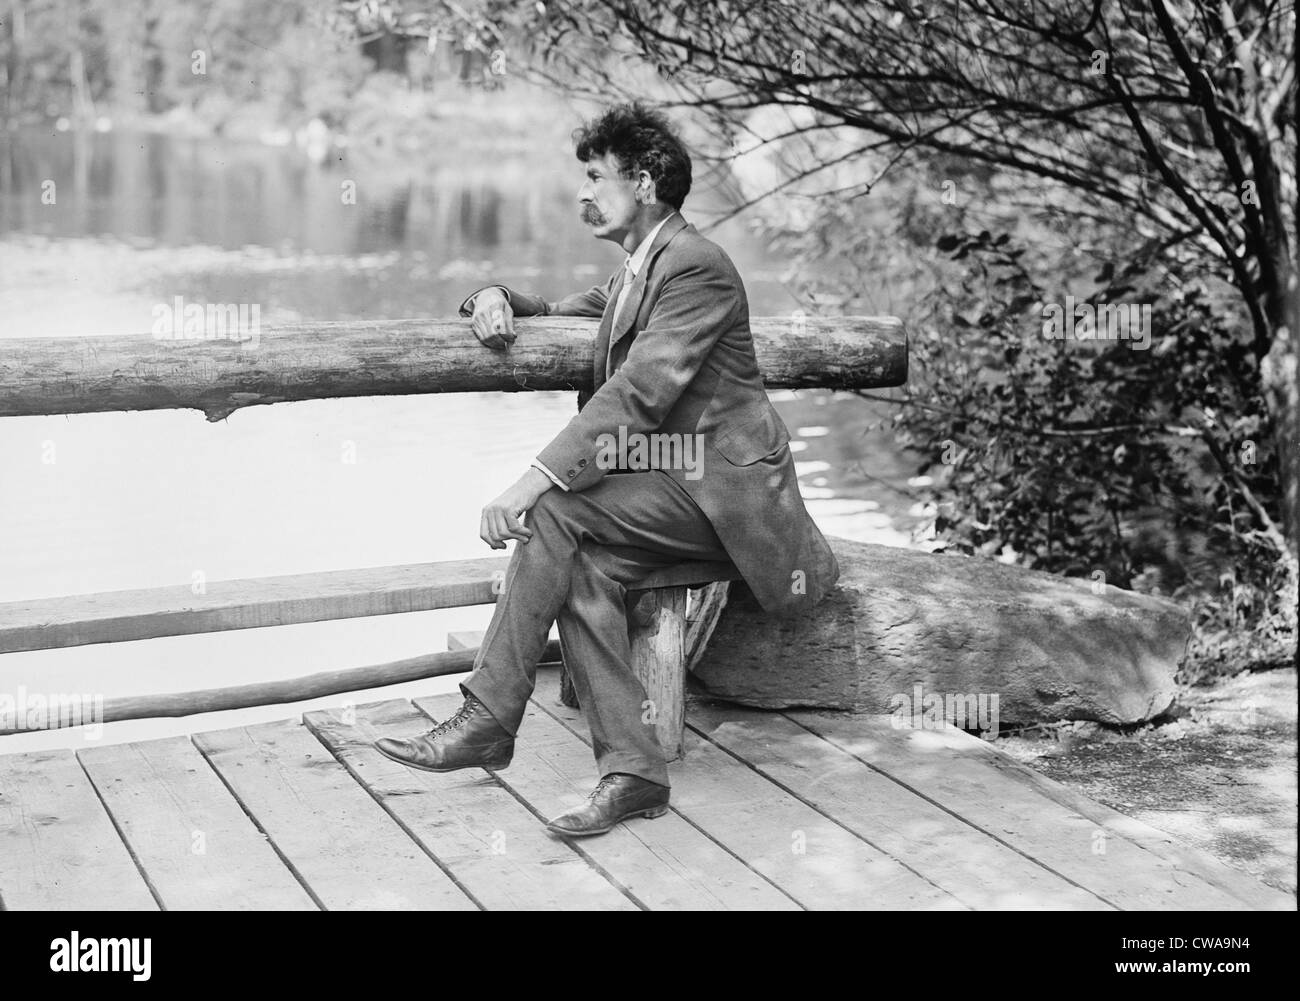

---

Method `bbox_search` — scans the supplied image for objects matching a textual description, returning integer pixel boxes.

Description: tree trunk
[1263,275,1300,564]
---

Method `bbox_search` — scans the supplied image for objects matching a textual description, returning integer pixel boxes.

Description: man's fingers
[503,511,533,542]
[488,509,515,549]
[470,312,498,348]
[483,507,531,547]
[474,312,506,350]
[490,307,516,347]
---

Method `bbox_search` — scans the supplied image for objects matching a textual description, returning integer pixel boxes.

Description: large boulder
[691,537,1190,726]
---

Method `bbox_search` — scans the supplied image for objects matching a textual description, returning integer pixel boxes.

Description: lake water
[0,125,922,754]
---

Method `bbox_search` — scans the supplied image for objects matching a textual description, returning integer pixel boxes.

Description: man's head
[573,103,692,246]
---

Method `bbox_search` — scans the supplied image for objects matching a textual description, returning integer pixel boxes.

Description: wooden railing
[0,315,906,745]
[0,316,905,421]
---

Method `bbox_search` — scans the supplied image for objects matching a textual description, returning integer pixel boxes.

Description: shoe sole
[546,804,670,837]
[373,742,512,773]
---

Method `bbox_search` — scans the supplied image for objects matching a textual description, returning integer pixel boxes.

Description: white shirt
[533,213,676,491]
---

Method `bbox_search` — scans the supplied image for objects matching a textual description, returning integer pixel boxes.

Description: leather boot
[546,773,670,836]
[373,694,514,772]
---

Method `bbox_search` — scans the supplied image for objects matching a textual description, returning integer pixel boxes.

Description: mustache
[581,204,605,225]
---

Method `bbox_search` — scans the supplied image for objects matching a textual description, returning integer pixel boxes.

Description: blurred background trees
[0,0,532,137]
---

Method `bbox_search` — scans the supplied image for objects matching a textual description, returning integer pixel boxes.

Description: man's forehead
[585,152,628,177]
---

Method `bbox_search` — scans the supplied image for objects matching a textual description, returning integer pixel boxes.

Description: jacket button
[578,459,587,468]
[567,469,576,477]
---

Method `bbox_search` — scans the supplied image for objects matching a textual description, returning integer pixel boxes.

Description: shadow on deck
[0,667,1290,911]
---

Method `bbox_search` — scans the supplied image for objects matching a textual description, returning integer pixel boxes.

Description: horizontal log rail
[0,640,562,737]
[0,315,906,421]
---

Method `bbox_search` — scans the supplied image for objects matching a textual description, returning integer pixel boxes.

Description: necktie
[612,257,635,329]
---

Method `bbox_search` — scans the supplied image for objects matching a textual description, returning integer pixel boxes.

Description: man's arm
[467,271,625,548]
[479,466,554,550]
[458,269,620,320]
[536,254,739,492]
[530,459,569,492]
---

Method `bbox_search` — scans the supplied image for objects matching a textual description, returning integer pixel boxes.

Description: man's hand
[470,288,516,350]
[479,467,553,550]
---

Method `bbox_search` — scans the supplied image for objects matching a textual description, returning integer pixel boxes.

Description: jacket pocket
[713,406,792,466]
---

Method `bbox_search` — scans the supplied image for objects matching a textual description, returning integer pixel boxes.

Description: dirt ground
[993,667,1297,897]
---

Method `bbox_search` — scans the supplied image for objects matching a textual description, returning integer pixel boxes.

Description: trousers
[460,470,728,787]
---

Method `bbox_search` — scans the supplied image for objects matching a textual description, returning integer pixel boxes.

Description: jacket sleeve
[536,255,738,491]
[458,270,619,319]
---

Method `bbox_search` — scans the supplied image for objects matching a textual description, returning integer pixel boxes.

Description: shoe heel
[642,805,669,819]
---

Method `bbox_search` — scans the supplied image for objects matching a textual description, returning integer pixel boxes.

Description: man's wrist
[460,285,510,317]
[530,459,568,492]
[524,464,555,499]
[478,286,509,310]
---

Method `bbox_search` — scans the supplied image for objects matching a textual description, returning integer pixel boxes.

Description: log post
[558,663,580,709]
[627,586,689,761]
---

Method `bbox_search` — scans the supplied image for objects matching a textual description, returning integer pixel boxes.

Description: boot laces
[588,775,621,801]
[429,696,479,738]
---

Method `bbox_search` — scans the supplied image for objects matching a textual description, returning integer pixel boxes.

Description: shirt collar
[625,212,676,277]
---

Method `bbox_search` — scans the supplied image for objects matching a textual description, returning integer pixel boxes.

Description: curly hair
[572,103,693,211]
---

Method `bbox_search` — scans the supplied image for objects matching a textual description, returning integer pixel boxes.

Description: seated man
[374,103,839,837]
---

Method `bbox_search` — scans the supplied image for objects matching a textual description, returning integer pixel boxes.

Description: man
[374,103,839,837]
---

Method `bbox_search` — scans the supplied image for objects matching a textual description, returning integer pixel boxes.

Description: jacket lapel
[607,213,689,362]
[591,266,626,392]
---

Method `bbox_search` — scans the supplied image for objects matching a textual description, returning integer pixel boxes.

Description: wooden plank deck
[0,665,1291,911]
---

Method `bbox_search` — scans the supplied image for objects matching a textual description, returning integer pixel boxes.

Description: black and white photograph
[0,0,1295,949]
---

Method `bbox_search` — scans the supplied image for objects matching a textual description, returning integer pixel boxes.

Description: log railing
[0,315,906,746]
[0,315,905,421]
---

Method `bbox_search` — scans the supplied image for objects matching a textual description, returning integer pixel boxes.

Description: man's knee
[526,487,565,530]
[574,538,620,579]
[523,488,588,555]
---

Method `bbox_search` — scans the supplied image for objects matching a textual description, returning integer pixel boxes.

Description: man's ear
[637,170,656,205]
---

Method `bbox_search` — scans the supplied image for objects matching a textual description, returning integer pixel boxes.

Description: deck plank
[78,737,317,910]
[302,699,637,911]
[789,709,1294,910]
[531,671,965,910]
[0,749,157,910]
[193,720,477,910]
[689,701,1112,910]
[415,690,799,911]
